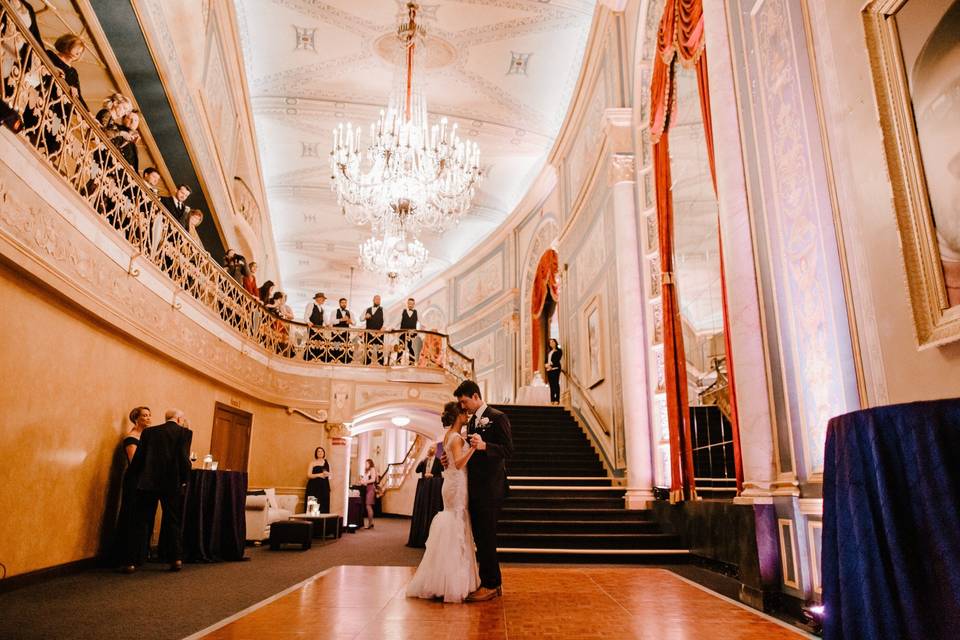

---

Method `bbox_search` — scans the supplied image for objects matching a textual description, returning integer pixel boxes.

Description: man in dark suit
[363,294,385,365]
[415,445,443,478]
[398,297,418,365]
[124,408,193,573]
[455,380,513,601]
[160,184,192,230]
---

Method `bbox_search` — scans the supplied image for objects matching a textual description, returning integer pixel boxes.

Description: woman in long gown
[305,446,331,513]
[406,401,480,603]
[112,406,151,568]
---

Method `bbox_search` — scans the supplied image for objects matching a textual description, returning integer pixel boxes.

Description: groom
[453,380,513,601]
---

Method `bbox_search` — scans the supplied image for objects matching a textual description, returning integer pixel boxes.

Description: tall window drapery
[649,0,743,501]
[531,249,559,376]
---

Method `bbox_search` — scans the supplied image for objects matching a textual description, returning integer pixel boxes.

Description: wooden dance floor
[198,565,809,639]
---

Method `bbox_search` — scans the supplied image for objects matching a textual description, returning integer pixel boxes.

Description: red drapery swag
[649,0,743,500]
[530,249,559,375]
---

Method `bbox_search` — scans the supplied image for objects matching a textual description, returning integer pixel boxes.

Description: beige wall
[0,264,327,577]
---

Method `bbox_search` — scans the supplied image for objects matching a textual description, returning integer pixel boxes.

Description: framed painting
[581,295,605,388]
[863,0,960,347]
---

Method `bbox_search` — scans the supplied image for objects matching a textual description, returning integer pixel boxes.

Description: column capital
[608,153,636,186]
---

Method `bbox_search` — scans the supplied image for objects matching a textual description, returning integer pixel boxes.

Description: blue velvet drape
[822,398,960,639]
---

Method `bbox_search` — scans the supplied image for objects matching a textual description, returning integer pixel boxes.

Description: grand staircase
[493,404,688,562]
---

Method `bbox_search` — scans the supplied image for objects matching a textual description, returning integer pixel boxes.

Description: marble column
[702,2,779,501]
[607,115,655,507]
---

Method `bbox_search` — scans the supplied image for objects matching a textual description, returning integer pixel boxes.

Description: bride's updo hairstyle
[440,401,462,427]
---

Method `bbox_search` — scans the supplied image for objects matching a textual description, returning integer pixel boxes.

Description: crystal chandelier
[330,2,482,234]
[358,219,429,284]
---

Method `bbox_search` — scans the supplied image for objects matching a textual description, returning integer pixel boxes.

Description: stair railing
[378,435,424,494]
[0,0,474,382]
[564,370,611,436]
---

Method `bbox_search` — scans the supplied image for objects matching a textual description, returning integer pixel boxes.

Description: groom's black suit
[466,405,513,589]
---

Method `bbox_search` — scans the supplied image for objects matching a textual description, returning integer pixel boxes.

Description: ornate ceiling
[235,0,597,309]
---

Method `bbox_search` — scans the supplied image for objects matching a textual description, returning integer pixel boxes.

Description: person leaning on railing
[0,0,42,133]
[31,33,87,159]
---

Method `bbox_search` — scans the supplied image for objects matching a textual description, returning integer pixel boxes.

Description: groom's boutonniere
[476,416,491,430]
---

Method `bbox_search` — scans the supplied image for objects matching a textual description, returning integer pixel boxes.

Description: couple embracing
[406,380,514,603]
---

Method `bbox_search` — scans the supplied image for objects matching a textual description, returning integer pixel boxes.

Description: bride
[406,401,479,603]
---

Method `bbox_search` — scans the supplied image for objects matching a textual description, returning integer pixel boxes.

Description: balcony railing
[0,0,473,381]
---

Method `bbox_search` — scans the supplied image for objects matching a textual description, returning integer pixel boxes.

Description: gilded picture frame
[581,295,605,388]
[863,0,960,348]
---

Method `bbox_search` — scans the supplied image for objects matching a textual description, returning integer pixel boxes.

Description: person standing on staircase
[544,338,563,404]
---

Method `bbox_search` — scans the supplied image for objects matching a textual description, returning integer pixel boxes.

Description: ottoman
[269,519,312,550]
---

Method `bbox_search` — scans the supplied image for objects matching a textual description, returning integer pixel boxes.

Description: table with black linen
[822,398,960,640]
[181,469,248,562]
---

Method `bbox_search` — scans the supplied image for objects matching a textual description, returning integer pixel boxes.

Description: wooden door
[210,403,253,472]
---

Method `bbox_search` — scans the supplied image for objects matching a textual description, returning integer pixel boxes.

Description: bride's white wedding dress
[405,432,480,603]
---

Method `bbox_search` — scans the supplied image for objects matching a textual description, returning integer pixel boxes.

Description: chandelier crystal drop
[330,2,482,235]
[358,220,429,285]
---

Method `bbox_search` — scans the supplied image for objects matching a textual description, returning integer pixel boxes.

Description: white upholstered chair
[245,488,298,542]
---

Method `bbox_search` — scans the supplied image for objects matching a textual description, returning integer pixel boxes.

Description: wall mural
[582,295,605,388]
[455,246,505,318]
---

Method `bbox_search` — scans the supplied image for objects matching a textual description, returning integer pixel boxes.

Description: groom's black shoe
[465,586,502,602]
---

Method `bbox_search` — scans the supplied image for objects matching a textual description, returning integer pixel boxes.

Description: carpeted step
[507,487,625,499]
[500,507,655,522]
[498,519,663,534]
[504,496,624,509]
[507,476,613,487]
[497,532,684,550]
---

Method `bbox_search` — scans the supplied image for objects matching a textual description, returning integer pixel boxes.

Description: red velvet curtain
[649,0,744,499]
[530,249,559,375]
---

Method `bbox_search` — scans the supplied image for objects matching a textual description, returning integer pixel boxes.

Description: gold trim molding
[862,1,960,348]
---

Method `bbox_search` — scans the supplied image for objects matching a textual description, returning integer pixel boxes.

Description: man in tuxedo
[331,297,353,362]
[124,409,193,573]
[398,297,418,365]
[415,444,443,478]
[363,294,385,365]
[455,380,513,601]
[303,292,327,362]
[160,184,192,230]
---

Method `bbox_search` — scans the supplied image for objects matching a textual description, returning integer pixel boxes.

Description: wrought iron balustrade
[0,0,473,381]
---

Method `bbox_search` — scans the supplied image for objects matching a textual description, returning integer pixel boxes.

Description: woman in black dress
[361,458,378,529]
[545,338,563,404]
[305,446,331,513]
[113,405,151,568]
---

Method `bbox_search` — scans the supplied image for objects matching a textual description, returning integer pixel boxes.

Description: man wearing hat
[303,292,328,362]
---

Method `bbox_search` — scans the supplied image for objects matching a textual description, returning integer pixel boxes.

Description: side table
[290,513,342,540]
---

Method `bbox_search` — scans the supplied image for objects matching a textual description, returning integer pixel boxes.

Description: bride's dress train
[405,434,479,603]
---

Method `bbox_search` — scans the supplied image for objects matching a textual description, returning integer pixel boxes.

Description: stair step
[508,487,625,498]
[508,476,613,486]
[498,519,663,534]
[501,507,654,521]
[497,532,683,550]
[505,497,624,509]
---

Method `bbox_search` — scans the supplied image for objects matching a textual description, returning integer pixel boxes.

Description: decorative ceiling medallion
[507,51,533,75]
[373,32,457,70]
[293,25,318,52]
[301,141,321,157]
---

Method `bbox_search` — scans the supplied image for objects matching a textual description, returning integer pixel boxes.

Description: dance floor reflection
[198,565,809,639]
